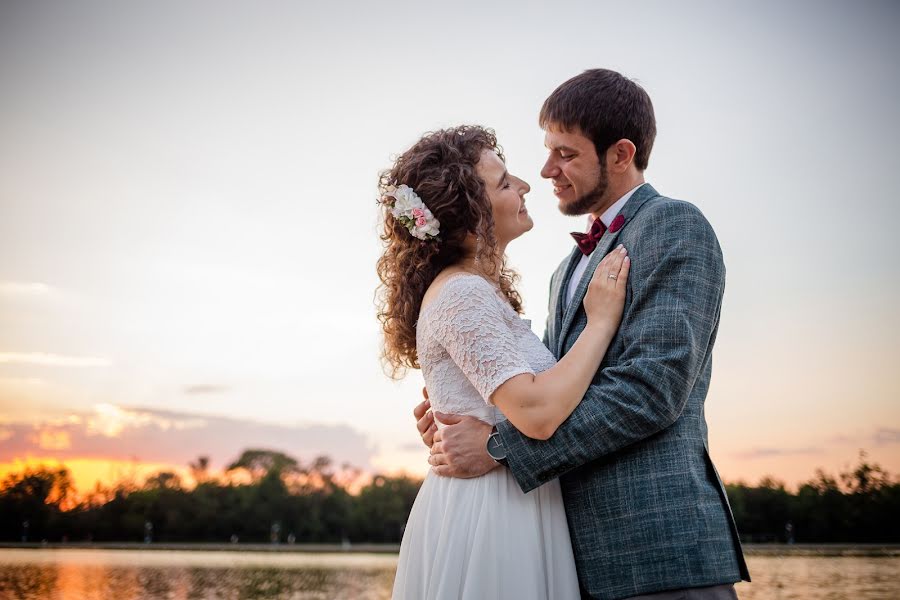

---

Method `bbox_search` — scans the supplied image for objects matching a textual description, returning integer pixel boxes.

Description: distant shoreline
[1,542,898,557]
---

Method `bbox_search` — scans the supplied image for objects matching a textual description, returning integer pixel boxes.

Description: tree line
[726,451,898,543]
[0,449,896,544]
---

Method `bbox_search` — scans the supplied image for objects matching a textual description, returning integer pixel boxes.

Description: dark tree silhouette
[0,449,896,544]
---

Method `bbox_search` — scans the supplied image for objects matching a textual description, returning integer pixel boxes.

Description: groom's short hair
[540,69,656,171]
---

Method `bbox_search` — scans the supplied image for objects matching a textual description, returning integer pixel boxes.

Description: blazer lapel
[551,247,582,351]
[556,183,659,354]
[558,236,617,356]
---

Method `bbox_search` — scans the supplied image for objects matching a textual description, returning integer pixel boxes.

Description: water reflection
[0,551,398,600]
[735,556,899,600]
[0,550,897,599]
[0,564,57,599]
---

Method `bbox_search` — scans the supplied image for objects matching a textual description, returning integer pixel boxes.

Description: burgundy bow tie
[570,218,606,256]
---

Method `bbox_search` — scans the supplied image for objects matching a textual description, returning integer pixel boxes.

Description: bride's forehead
[477,150,505,173]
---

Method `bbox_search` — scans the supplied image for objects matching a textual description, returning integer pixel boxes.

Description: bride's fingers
[417,410,434,436]
[598,246,626,286]
[413,396,430,420]
[607,246,627,284]
[616,255,631,289]
[591,247,619,284]
[600,245,622,269]
[430,441,443,456]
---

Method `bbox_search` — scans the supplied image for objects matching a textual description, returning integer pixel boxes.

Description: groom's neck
[591,172,645,220]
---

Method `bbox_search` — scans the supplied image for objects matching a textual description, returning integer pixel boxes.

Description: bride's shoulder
[421,270,494,314]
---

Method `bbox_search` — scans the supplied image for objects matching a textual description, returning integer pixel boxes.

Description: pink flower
[412,208,425,218]
[416,216,427,227]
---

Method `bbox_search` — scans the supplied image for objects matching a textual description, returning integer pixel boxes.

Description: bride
[376,125,630,599]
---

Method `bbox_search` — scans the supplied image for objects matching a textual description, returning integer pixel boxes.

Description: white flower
[383,184,440,241]
[391,185,418,213]
[417,218,440,238]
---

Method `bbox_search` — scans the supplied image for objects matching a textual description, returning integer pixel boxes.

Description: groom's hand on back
[429,412,497,478]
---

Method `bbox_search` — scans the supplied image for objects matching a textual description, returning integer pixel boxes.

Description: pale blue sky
[1,0,898,487]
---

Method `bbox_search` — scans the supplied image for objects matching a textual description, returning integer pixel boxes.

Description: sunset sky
[1,1,898,495]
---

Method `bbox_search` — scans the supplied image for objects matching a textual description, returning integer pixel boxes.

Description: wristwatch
[486,425,508,466]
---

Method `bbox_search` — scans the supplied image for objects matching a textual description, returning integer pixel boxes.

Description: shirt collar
[591,182,646,229]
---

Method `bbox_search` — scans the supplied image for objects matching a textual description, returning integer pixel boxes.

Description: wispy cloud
[734,428,900,461]
[825,429,900,448]
[183,384,230,395]
[825,434,858,445]
[0,353,111,367]
[0,281,55,296]
[734,446,822,460]
[873,428,900,446]
[0,377,46,387]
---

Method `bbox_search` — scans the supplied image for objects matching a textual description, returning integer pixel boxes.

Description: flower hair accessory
[381,184,441,241]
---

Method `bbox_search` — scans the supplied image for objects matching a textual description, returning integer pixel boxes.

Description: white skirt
[392,466,580,599]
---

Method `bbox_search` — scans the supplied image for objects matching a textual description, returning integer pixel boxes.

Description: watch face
[487,432,506,460]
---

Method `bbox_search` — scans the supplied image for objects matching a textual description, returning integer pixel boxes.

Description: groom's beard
[560,161,609,217]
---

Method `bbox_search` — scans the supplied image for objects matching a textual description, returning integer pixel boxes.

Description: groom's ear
[606,139,637,174]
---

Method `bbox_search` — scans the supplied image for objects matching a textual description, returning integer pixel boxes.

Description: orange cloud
[84,403,205,438]
[34,429,71,450]
[0,405,378,488]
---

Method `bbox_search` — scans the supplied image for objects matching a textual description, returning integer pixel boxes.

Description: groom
[414,69,750,599]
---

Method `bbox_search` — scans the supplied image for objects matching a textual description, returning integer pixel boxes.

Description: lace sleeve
[428,276,535,404]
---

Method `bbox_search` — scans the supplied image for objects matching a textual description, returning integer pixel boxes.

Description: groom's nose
[540,156,559,179]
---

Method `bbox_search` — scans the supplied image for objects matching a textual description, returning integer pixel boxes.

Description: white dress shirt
[565,183,644,307]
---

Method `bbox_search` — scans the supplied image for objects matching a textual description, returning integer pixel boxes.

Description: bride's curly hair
[376,125,524,379]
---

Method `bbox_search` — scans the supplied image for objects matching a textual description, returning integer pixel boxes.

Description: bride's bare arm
[490,246,630,440]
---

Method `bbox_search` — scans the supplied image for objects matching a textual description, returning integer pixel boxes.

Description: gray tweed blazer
[497,184,750,599]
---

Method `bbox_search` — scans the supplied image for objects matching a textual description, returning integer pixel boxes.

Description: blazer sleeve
[498,201,726,493]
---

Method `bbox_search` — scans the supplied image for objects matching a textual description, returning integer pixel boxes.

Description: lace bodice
[417,273,557,426]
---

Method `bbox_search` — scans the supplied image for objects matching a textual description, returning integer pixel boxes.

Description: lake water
[0,549,897,599]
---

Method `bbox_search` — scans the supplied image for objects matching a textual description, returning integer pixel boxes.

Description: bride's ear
[607,139,637,174]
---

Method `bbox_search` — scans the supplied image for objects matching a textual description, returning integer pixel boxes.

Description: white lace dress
[392,273,580,600]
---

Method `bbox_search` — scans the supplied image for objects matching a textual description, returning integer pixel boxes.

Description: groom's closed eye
[547,146,576,160]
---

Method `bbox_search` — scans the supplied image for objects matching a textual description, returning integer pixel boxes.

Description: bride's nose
[517,177,531,195]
